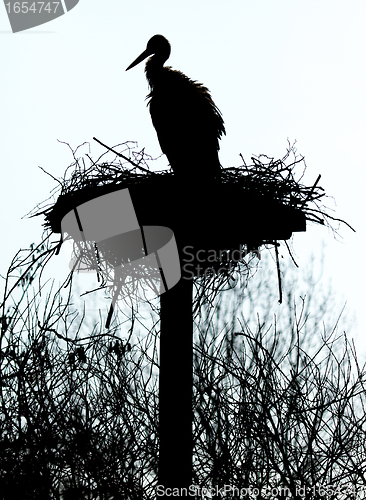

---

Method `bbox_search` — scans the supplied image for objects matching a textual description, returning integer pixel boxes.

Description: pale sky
[1,1,365,356]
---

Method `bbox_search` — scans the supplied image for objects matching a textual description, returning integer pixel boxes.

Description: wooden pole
[158,276,194,497]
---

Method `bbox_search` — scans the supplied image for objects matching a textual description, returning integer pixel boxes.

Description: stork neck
[145,55,168,88]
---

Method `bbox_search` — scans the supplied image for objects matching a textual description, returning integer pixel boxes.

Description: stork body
[126,35,225,180]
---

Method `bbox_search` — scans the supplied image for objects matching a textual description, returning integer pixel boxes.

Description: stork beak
[126,49,151,71]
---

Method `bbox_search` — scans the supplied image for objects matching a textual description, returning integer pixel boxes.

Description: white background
[1,1,365,357]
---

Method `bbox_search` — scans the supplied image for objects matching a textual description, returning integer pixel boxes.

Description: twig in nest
[300,174,322,208]
[275,242,283,304]
[93,137,151,174]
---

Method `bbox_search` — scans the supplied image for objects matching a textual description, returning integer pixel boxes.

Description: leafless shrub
[1,237,364,499]
[1,143,361,499]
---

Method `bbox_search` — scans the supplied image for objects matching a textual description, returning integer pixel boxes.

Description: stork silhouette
[126,35,225,181]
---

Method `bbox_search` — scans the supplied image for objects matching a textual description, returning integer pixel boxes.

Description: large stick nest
[28,139,353,307]
[33,139,346,235]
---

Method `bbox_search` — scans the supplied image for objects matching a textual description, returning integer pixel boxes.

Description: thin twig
[93,137,151,174]
[275,241,283,304]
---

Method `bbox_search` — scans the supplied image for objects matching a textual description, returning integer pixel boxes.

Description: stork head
[126,35,171,71]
